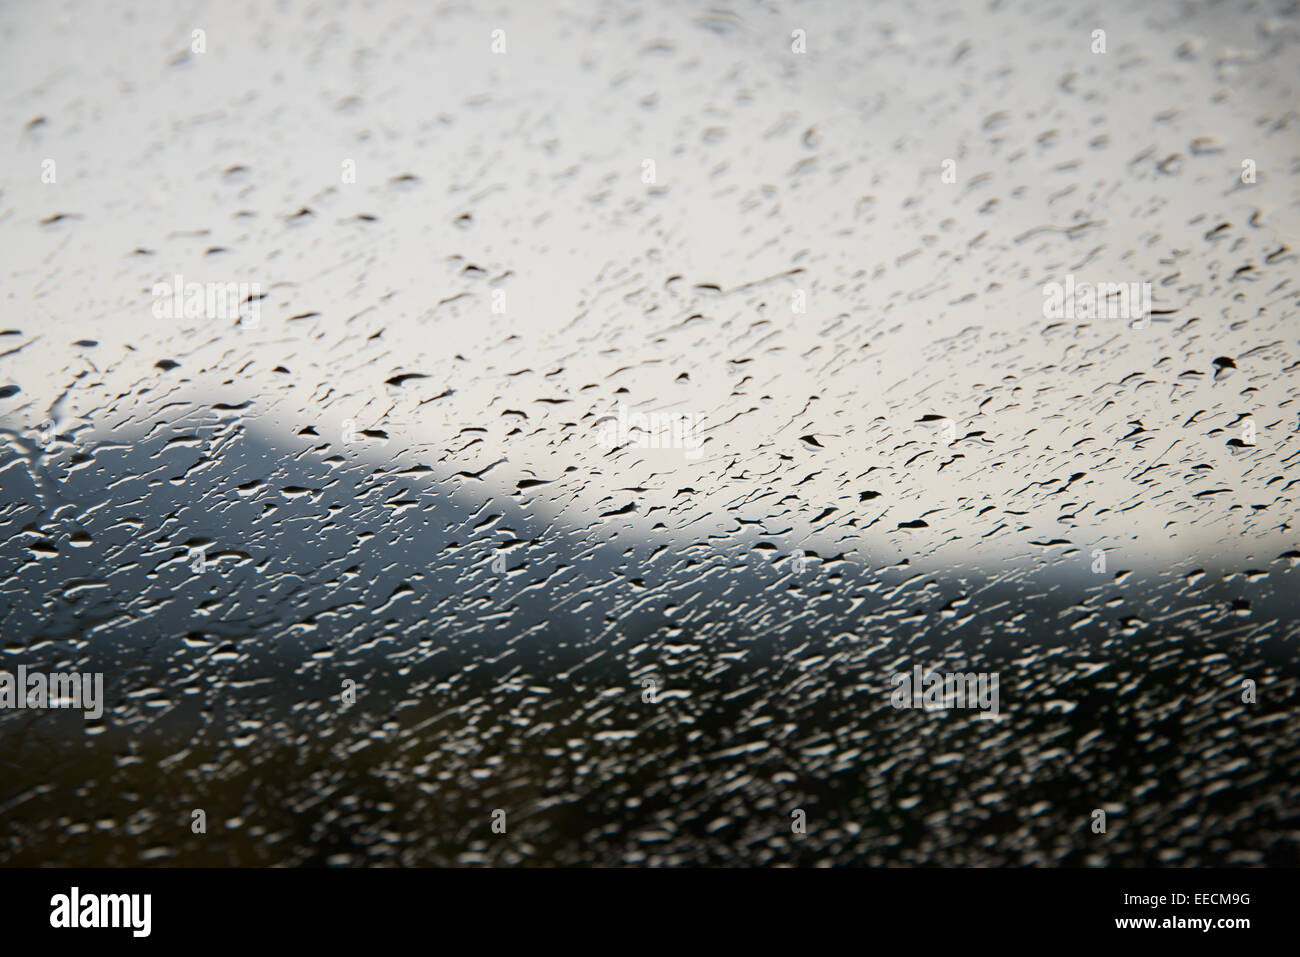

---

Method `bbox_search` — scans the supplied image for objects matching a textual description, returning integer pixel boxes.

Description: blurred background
[0,0,1298,865]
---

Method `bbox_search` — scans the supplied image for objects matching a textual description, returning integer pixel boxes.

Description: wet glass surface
[1,0,1298,865]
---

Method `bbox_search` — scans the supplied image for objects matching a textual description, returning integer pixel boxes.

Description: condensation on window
[0,0,1297,866]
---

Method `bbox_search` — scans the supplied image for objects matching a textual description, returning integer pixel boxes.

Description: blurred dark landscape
[2,0,1299,867]
[2,423,1297,865]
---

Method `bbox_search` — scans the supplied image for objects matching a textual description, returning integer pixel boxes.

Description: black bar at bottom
[0,867,1285,944]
